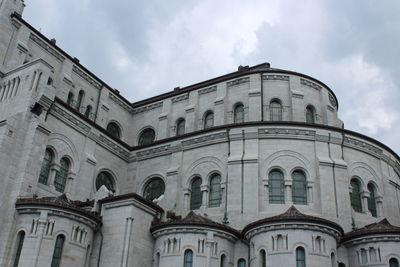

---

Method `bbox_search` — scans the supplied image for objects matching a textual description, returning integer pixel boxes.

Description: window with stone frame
[76,90,85,111]
[238,259,246,267]
[234,103,244,123]
[306,105,315,123]
[54,157,70,193]
[292,170,307,205]
[209,174,222,207]
[296,247,306,267]
[143,178,165,201]
[67,92,74,106]
[106,122,121,139]
[12,231,25,267]
[204,111,214,129]
[183,249,193,267]
[269,170,285,204]
[176,118,185,136]
[269,99,282,121]
[138,128,155,146]
[95,171,115,192]
[38,148,53,185]
[51,235,65,267]
[84,105,92,118]
[220,254,227,267]
[350,178,362,213]
[390,258,400,267]
[259,249,266,267]
[190,177,202,210]
[367,183,378,217]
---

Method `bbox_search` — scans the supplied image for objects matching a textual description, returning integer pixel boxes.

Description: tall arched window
[183,250,193,267]
[154,252,160,267]
[259,249,266,267]
[38,148,53,185]
[292,170,307,205]
[296,247,306,267]
[367,183,377,217]
[270,99,282,121]
[76,90,85,111]
[67,92,74,106]
[84,105,92,118]
[350,179,362,212]
[51,235,65,267]
[176,118,185,136]
[238,259,246,267]
[234,103,244,123]
[331,253,336,267]
[54,158,70,193]
[220,254,226,267]
[209,174,222,207]
[390,258,400,267]
[95,171,115,192]
[306,105,315,123]
[106,122,121,139]
[143,178,165,201]
[269,170,284,204]
[138,128,155,146]
[12,231,25,267]
[190,177,202,210]
[204,111,214,129]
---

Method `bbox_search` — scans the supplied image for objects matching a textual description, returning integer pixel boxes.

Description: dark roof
[98,192,164,213]
[342,219,400,242]
[150,211,241,238]
[243,206,344,236]
[15,194,102,224]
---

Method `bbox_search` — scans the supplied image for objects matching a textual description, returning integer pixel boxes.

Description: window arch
[95,171,115,192]
[209,173,222,207]
[367,183,378,217]
[106,122,121,139]
[76,90,85,111]
[269,170,284,203]
[234,103,244,123]
[204,111,214,129]
[190,177,202,210]
[390,258,400,267]
[259,249,266,267]
[183,249,193,267]
[292,170,307,205]
[154,252,160,267]
[331,252,336,267]
[270,99,282,121]
[143,178,165,201]
[51,235,65,267]
[350,178,362,212]
[176,118,185,136]
[220,254,226,267]
[306,105,315,123]
[338,263,346,267]
[138,128,155,146]
[296,247,306,267]
[38,148,54,185]
[67,92,74,106]
[12,231,25,267]
[54,157,70,193]
[238,259,246,267]
[84,105,92,118]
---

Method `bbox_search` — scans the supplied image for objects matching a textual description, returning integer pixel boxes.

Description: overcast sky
[23,0,399,155]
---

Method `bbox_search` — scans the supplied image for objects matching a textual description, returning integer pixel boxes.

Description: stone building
[0,1,399,266]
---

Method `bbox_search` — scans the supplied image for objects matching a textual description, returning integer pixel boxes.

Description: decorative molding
[327,105,335,112]
[171,93,189,103]
[344,136,382,157]
[301,78,322,91]
[329,93,337,108]
[97,135,130,161]
[259,128,316,139]
[133,101,163,114]
[182,132,227,149]
[214,97,224,105]
[109,93,134,113]
[227,77,250,87]
[16,42,28,54]
[198,86,217,95]
[50,105,91,135]
[136,145,171,161]
[263,74,289,81]
[29,34,65,62]
[72,65,102,89]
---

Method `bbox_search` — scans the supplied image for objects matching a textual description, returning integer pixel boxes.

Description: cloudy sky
[23,0,400,155]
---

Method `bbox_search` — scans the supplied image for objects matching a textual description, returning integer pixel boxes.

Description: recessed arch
[95,170,116,192]
[350,177,363,213]
[106,121,122,139]
[306,104,316,123]
[269,98,283,121]
[190,176,202,210]
[138,127,156,146]
[176,117,186,136]
[203,110,214,129]
[143,177,165,201]
[208,172,222,207]
[233,102,244,123]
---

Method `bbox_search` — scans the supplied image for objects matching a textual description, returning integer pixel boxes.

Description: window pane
[76,90,84,110]
[13,231,25,267]
[67,92,74,106]
[184,250,193,267]
[350,179,362,212]
[238,259,246,267]
[107,122,121,139]
[96,171,115,192]
[306,106,315,123]
[54,158,69,193]
[204,112,214,129]
[390,258,400,267]
[139,128,155,146]
[176,119,185,136]
[38,149,53,185]
[144,178,165,201]
[234,104,244,123]
[51,235,65,267]
[220,254,226,267]
[270,101,282,121]
[190,178,202,210]
[209,174,222,207]
[260,250,266,267]
[269,170,284,203]
[292,171,307,205]
[296,247,306,267]
[367,184,377,217]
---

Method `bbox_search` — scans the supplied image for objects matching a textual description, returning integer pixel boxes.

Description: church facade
[0,1,400,266]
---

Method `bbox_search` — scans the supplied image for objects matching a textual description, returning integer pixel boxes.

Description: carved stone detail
[51,105,90,134]
[29,34,65,62]
[136,145,171,160]
[263,75,289,81]
[198,86,217,95]
[227,77,250,87]
[329,93,337,108]
[300,78,322,91]
[132,101,163,114]
[97,135,130,160]
[171,93,189,103]
[72,66,102,89]
[109,93,134,113]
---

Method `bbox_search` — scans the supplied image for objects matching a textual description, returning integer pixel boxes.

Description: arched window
[306,105,315,123]
[67,92,74,106]
[292,170,307,205]
[190,177,202,210]
[84,105,92,118]
[12,231,25,267]
[138,128,155,146]
[106,122,121,139]
[204,111,214,129]
[220,254,226,267]
[234,103,244,123]
[350,179,362,212]
[76,90,85,111]
[390,258,400,267]
[143,178,165,201]
[259,249,266,267]
[51,235,65,267]
[238,259,246,267]
[209,174,222,207]
[331,253,336,267]
[338,263,346,267]
[95,171,115,192]
[155,252,160,267]
[367,183,377,217]
[176,118,185,136]
[269,170,284,204]
[54,158,70,193]
[296,247,306,267]
[270,99,282,121]
[38,148,53,185]
[183,250,193,267]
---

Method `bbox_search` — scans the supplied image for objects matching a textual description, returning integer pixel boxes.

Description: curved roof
[342,218,400,242]
[242,206,344,236]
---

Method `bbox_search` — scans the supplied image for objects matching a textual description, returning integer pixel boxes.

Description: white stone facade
[0,1,400,266]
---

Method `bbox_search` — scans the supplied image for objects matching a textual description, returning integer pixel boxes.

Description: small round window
[95,171,115,192]
[143,178,165,201]
[138,128,155,146]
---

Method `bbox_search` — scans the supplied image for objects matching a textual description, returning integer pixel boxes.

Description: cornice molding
[72,65,102,89]
[29,34,65,62]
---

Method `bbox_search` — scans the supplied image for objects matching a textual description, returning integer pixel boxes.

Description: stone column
[201,185,209,208]
[376,196,384,217]
[120,217,134,267]
[285,180,292,204]
[65,171,76,198]
[185,105,196,132]
[48,162,60,189]
[361,191,370,214]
